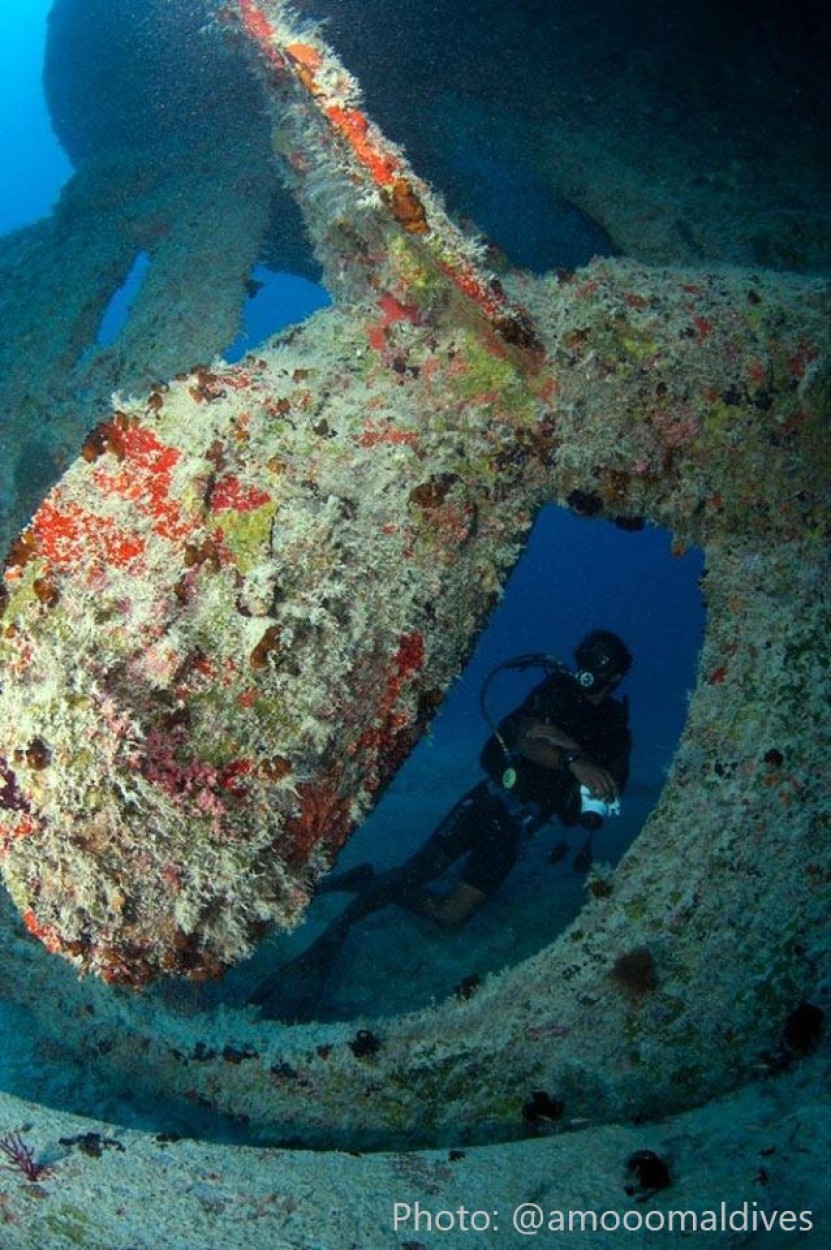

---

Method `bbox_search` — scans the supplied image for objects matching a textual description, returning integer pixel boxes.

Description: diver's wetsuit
[480,667,631,829]
[347,666,631,912]
[249,668,631,1018]
[322,780,529,926]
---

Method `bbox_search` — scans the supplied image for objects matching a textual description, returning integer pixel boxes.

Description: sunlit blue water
[225,267,331,361]
[0,0,71,234]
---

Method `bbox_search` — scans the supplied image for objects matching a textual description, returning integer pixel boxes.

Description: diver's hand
[522,720,575,749]
[569,758,618,802]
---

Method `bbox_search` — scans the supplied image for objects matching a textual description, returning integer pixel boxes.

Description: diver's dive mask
[574,630,632,692]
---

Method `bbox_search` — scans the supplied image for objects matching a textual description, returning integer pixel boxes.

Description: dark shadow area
[44,0,263,164]
[0,889,257,1143]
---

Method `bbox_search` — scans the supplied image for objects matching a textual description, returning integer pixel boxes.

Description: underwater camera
[579,784,621,830]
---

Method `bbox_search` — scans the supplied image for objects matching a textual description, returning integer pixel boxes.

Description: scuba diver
[249,629,633,1021]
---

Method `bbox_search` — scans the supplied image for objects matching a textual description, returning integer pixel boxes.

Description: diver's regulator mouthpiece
[480,645,630,796]
[576,650,621,690]
[573,630,633,692]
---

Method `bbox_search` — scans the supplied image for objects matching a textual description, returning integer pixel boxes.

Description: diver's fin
[316,862,376,895]
[249,926,345,1022]
[573,832,594,874]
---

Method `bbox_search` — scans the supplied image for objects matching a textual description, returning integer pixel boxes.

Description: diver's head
[574,630,632,694]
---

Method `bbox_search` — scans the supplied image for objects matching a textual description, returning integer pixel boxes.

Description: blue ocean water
[0,1,70,235]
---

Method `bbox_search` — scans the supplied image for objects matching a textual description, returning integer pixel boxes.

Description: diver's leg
[331,782,489,927]
[248,786,483,1017]
[249,857,452,1020]
[406,797,522,929]
[328,840,457,928]
[398,785,519,929]
[404,880,489,929]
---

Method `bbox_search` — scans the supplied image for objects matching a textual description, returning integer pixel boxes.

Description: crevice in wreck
[94,251,152,348]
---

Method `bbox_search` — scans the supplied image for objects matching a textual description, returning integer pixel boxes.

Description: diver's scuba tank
[479,653,567,790]
[479,653,622,827]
